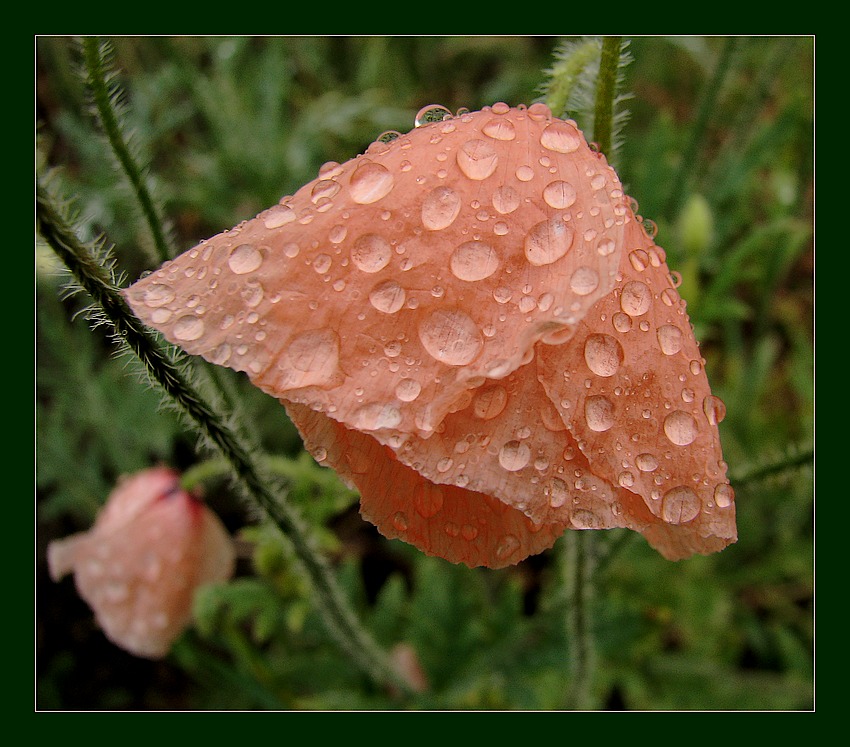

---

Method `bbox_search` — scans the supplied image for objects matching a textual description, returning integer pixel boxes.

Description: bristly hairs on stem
[79,37,174,266]
[729,440,814,491]
[538,36,633,165]
[35,173,415,699]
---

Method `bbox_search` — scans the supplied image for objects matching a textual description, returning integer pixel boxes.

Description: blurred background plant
[36,35,813,710]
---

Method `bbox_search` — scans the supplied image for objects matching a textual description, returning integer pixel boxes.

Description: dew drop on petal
[456,139,498,180]
[657,324,684,355]
[569,266,599,296]
[349,162,394,204]
[495,533,521,560]
[143,283,175,308]
[524,218,574,266]
[583,333,624,377]
[663,410,698,446]
[352,402,402,431]
[414,484,444,518]
[450,241,499,281]
[421,185,461,230]
[542,180,577,209]
[585,395,615,432]
[540,121,582,153]
[418,309,483,366]
[492,185,521,214]
[472,385,508,420]
[636,453,658,472]
[714,483,734,508]
[499,440,531,472]
[482,117,516,141]
[352,234,392,273]
[173,315,205,341]
[262,205,296,229]
[703,395,727,425]
[571,508,600,529]
[369,280,406,314]
[415,104,453,127]
[661,486,701,524]
[620,281,652,317]
[395,378,422,402]
[228,244,263,275]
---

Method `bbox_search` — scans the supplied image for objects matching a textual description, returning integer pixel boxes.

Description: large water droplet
[569,266,600,296]
[495,534,521,561]
[369,280,406,314]
[415,104,452,127]
[472,385,508,420]
[228,244,263,275]
[620,281,652,317]
[663,410,698,446]
[351,233,392,273]
[173,315,205,341]
[450,241,499,281]
[414,483,444,518]
[542,180,577,209]
[499,440,531,471]
[524,218,574,266]
[714,483,734,508]
[421,185,461,230]
[548,477,569,507]
[661,486,701,524]
[571,508,600,529]
[395,378,422,402]
[540,121,582,153]
[583,333,624,377]
[419,308,483,366]
[482,117,516,141]
[262,204,296,229]
[284,329,340,388]
[657,324,684,355]
[635,453,658,472]
[143,283,175,308]
[492,185,521,214]
[585,395,615,432]
[349,161,394,204]
[456,139,498,180]
[352,402,402,431]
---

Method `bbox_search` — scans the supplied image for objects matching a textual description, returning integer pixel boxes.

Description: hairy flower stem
[564,531,596,709]
[36,181,413,698]
[593,36,622,158]
[81,37,172,265]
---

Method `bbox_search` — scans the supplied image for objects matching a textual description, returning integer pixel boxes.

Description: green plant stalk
[563,531,595,709]
[729,443,813,488]
[81,37,172,265]
[542,39,600,119]
[593,36,622,158]
[36,181,413,699]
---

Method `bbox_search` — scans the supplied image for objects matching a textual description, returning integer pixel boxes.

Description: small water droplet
[418,308,483,366]
[421,185,461,230]
[352,402,402,431]
[542,180,577,209]
[636,453,658,472]
[395,378,422,402]
[620,281,652,316]
[414,484,444,518]
[369,280,406,314]
[415,104,452,127]
[618,471,635,488]
[703,395,727,425]
[495,533,521,560]
[661,486,701,524]
[540,121,582,153]
[585,395,615,432]
[472,385,508,420]
[392,511,408,531]
[450,241,499,281]
[663,410,698,446]
[657,324,684,355]
[349,161,394,204]
[499,440,531,471]
[569,266,600,296]
[351,234,392,273]
[482,117,516,140]
[457,139,499,180]
[262,204,296,229]
[143,283,175,308]
[173,315,205,341]
[312,253,332,274]
[714,483,734,508]
[492,185,521,214]
[583,333,624,377]
[612,312,632,333]
[515,164,535,181]
[525,218,574,266]
[571,509,600,529]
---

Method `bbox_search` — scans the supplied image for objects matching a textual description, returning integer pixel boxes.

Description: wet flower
[123,103,736,568]
[48,467,235,658]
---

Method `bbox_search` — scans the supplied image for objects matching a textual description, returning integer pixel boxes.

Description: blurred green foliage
[36,36,813,711]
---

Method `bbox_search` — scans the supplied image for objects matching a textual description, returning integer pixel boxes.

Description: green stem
[563,531,596,710]
[543,39,600,119]
[593,36,622,158]
[81,37,172,265]
[729,443,813,489]
[36,180,413,699]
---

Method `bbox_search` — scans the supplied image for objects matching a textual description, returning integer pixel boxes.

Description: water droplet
[661,486,701,524]
[415,104,452,127]
[457,139,498,180]
[461,524,478,541]
[414,484,444,518]
[351,233,392,273]
[495,534,521,560]
[714,483,734,508]
[262,204,296,228]
[419,308,483,366]
[571,509,600,529]
[612,312,632,333]
[329,224,348,244]
[703,395,727,425]
[421,185,461,230]
[283,329,340,388]
[620,281,652,316]
[569,266,600,296]
[499,440,531,472]
[482,117,516,140]
[491,102,511,115]
[377,130,402,144]
[392,511,408,531]
[472,385,508,420]
[583,333,624,377]
[492,185,521,214]
[585,395,615,432]
[636,453,658,472]
[228,244,263,275]
[690,359,703,376]
[542,180,577,209]
[311,179,341,204]
[524,218,574,266]
[618,471,635,488]
[349,161,394,204]
[515,164,535,181]
[657,324,684,355]
[143,283,175,308]
[173,315,205,341]
[450,241,499,281]
[494,221,509,236]
[540,121,582,153]
[283,242,300,258]
[352,402,402,431]
[312,253,332,274]
[548,477,569,507]
[663,410,698,446]
[395,378,421,402]
[369,280,406,314]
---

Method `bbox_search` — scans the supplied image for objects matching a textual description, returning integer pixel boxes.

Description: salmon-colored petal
[285,402,567,568]
[536,217,736,559]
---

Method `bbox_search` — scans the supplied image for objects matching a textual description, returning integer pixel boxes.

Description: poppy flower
[123,103,736,568]
[47,467,236,658]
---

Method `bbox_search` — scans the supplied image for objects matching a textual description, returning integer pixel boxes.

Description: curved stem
[81,37,172,265]
[563,531,596,710]
[36,180,413,698]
